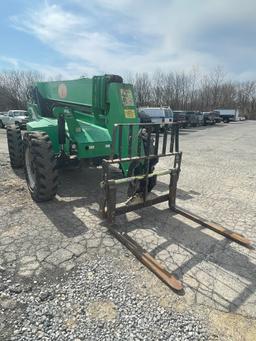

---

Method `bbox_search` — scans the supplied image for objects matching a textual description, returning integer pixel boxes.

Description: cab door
[164,109,174,123]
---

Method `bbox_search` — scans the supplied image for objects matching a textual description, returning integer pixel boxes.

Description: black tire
[23,132,58,202]
[7,125,23,168]
[127,129,158,197]
[0,120,4,128]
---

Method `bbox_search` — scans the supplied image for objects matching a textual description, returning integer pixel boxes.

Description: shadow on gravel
[36,166,105,238]
[33,162,255,314]
[156,180,201,200]
[38,198,89,238]
[35,164,126,238]
[115,205,256,314]
[178,124,226,135]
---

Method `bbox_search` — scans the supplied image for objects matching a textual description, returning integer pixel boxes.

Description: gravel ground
[1,256,210,341]
[0,121,256,340]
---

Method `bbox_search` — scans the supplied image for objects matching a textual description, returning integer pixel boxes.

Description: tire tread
[6,125,23,168]
[23,132,58,202]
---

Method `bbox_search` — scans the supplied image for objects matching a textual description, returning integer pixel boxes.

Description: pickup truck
[173,111,187,128]
[0,110,28,128]
[195,111,204,125]
[185,111,198,127]
[202,111,215,125]
[213,111,222,123]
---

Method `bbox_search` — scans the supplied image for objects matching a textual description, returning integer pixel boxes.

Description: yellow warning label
[124,109,136,119]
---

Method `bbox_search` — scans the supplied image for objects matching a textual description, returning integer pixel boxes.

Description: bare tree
[133,73,152,106]
[132,68,256,118]
[0,70,43,111]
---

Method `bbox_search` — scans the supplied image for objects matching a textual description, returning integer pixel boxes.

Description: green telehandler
[6,74,255,292]
[7,74,177,216]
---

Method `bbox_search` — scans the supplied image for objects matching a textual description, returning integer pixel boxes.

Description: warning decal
[124,109,136,119]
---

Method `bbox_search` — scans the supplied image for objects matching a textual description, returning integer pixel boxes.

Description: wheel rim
[25,147,36,189]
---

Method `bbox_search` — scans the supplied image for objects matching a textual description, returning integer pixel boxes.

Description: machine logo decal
[58,83,68,99]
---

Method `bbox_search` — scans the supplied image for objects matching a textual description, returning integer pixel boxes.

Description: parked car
[239,116,246,121]
[213,111,222,123]
[138,110,151,124]
[214,109,239,123]
[0,110,28,128]
[163,107,175,124]
[0,112,8,128]
[202,111,215,125]
[185,111,198,127]
[195,111,204,125]
[173,111,187,128]
[138,107,174,129]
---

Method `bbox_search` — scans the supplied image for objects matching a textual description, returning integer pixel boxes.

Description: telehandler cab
[6,74,255,292]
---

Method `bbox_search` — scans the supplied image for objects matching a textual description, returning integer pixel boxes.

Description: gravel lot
[0,121,255,340]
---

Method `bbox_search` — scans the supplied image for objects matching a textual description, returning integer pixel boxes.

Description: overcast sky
[0,0,255,80]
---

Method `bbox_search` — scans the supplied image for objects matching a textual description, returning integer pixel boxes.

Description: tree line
[129,67,256,119]
[0,68,255,119]
[0,70,43,111]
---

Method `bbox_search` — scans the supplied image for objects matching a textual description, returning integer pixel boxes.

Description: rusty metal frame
[108,226,183,292]
[101,122,181,224]
[172,207,255,250]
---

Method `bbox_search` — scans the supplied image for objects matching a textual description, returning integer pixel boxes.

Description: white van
[138,107,174,127]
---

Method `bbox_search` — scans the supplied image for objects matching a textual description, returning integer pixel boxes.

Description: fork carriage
[101,122,182,223]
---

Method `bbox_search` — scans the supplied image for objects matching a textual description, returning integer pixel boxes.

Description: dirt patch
[209,310,256,341]
[87,300,117,321]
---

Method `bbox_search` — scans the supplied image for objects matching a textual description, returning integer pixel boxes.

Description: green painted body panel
[27,116,112,158]
[27,75,141,175]
[37,78,93,108]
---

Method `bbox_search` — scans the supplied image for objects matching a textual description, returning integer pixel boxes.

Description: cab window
[164,109,173,118]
